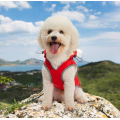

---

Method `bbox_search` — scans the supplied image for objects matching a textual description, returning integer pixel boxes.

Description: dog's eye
[48,29,52,34]
[60,30,64,34]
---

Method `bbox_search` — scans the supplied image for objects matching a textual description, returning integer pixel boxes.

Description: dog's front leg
[41,66,54,110]
[63,66,75,111]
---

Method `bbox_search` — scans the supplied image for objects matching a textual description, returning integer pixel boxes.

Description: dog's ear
[37,28,45,49]
[70,25,79,52]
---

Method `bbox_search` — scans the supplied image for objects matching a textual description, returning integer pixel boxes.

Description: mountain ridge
[0,58,44,66]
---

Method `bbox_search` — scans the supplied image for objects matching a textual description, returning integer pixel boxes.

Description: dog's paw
[38,95,44,102]
[77,96,88,104]
[65,105,75,111]
[41,103,51,110]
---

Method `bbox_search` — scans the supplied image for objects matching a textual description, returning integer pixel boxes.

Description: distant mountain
[0,59,10,64]
[0,58,44,66]
[74,58,89,67]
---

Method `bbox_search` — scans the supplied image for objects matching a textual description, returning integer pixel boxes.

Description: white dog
[37,16,88,111]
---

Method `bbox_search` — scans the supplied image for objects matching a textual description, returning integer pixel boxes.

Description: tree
[0,76,15,84]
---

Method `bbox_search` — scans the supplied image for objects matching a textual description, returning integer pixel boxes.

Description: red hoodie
[43,50,81,90]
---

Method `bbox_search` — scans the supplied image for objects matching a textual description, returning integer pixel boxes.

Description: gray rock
[1,90,120,118]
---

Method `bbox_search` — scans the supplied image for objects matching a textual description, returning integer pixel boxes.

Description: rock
[1,90,120,118]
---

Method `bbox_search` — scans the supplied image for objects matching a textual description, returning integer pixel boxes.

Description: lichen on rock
[1,90,120,118]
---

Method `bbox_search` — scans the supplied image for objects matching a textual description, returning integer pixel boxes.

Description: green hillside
[0,72,43,110]
[78,60,120,110]
[0,60,120,111]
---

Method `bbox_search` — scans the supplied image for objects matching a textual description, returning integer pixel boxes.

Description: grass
[78,60,120,110]
[0,72,43,112]
[4,99,31,116]
[0,102,11,110]
[0,83,43,111]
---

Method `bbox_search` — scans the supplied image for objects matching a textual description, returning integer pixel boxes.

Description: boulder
[1,90,120,118]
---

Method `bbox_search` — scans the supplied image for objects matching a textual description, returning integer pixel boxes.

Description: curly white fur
[37,16,88,111]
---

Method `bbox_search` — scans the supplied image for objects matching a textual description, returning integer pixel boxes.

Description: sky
[0,1,120,64]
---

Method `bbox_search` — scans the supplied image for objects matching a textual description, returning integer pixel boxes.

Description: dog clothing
[43,50,81,90]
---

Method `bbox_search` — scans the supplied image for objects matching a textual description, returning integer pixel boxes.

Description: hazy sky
[0,1,120,63]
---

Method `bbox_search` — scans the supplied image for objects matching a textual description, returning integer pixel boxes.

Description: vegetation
[0,76,15,84]
[4,99,31,116]
[0,72,43,111]
[0,60,120,112]
[78,60,120,110]
[4,72,42,85]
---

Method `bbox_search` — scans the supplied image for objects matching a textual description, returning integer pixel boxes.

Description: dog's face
[38,16,79,55]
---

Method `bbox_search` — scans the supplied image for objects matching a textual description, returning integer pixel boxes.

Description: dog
[37,16,88,111]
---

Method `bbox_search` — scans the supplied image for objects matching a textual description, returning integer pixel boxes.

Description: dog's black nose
[51,36,57,41]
